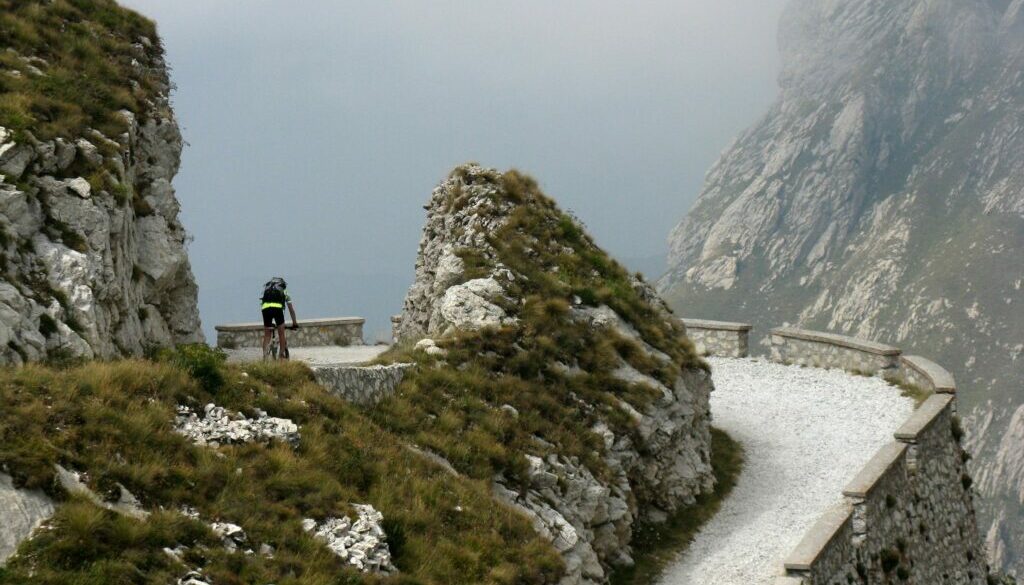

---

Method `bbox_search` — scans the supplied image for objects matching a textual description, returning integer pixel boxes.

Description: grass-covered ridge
[0,349,561,584]
[0,0,163,140]
[375,166,705,498]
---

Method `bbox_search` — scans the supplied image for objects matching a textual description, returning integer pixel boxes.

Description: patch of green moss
[110,180,131,206]
[896,381,933,406]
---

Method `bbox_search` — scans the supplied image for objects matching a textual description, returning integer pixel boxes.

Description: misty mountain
[659,0,1024,576]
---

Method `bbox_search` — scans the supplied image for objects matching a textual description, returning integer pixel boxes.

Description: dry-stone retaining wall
[215,317,364,349]
[781,393,986,585]
[312,363,413,406]
[681,319,751,358]
[756,326,987,585]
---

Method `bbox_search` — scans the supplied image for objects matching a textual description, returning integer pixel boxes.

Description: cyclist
[261,277,298,360]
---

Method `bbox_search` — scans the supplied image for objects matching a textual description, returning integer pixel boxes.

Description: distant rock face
[0,47,202,363]
[400,165,714,584]
[659,0,1023,575]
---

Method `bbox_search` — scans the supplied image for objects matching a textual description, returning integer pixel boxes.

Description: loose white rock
[66,177,91,198]
[303,504,396,574]
[414,338,437,350]
[177,570,212,585]
[210,522,248,552]
[174,404,300,447]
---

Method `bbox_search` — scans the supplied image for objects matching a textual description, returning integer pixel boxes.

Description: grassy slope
[0,0,162,141]
[375,166,706,503]
[0,349,561,585]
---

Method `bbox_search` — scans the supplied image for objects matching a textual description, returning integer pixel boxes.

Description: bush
[157,343,227,393]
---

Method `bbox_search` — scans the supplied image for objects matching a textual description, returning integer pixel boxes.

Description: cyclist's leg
[278,322,289,359]
[261,309,274,360]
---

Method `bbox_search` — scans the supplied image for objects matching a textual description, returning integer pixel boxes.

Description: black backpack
[261,277,287,304]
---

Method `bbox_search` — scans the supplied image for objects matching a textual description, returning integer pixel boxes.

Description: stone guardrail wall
[215,317,364,349]
[764,327,988,585]
[681,318,751,358]
[312,363,413,406]
[768,327,902,378]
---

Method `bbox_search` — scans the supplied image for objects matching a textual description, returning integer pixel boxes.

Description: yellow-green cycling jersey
[261,291,291,310]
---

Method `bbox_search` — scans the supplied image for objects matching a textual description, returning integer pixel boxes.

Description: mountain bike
[264,325,298,361]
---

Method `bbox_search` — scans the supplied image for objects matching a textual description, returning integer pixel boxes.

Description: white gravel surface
[658,357,915,585]
[224,345,389,366]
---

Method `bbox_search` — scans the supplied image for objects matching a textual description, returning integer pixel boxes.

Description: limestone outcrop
[0,26,202,364]
[397,165,714,584]
[0,472,54,565]
[659,0,1024,574]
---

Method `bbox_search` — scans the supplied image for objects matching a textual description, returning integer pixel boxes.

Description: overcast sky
[121,0,788,340]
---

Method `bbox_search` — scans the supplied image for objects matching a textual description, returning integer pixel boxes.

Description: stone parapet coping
[770,327,901,356]
[215,317,365,332]
[894,394,955,441]
[783,501,853,572]
[842,442,908,498]
[900,355,957,393]
[682,318,753,331]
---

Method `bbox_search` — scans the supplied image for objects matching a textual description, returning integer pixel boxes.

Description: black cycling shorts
[262,307,285,328]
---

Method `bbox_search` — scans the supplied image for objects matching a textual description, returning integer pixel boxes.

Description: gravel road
[658,357,914,585]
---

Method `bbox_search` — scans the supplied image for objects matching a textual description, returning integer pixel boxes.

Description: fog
[121,0,788,340]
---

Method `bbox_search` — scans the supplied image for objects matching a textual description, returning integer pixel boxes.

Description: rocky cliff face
[660,0,1023,576]
[0,3,202,362]
[397,165,714,584]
